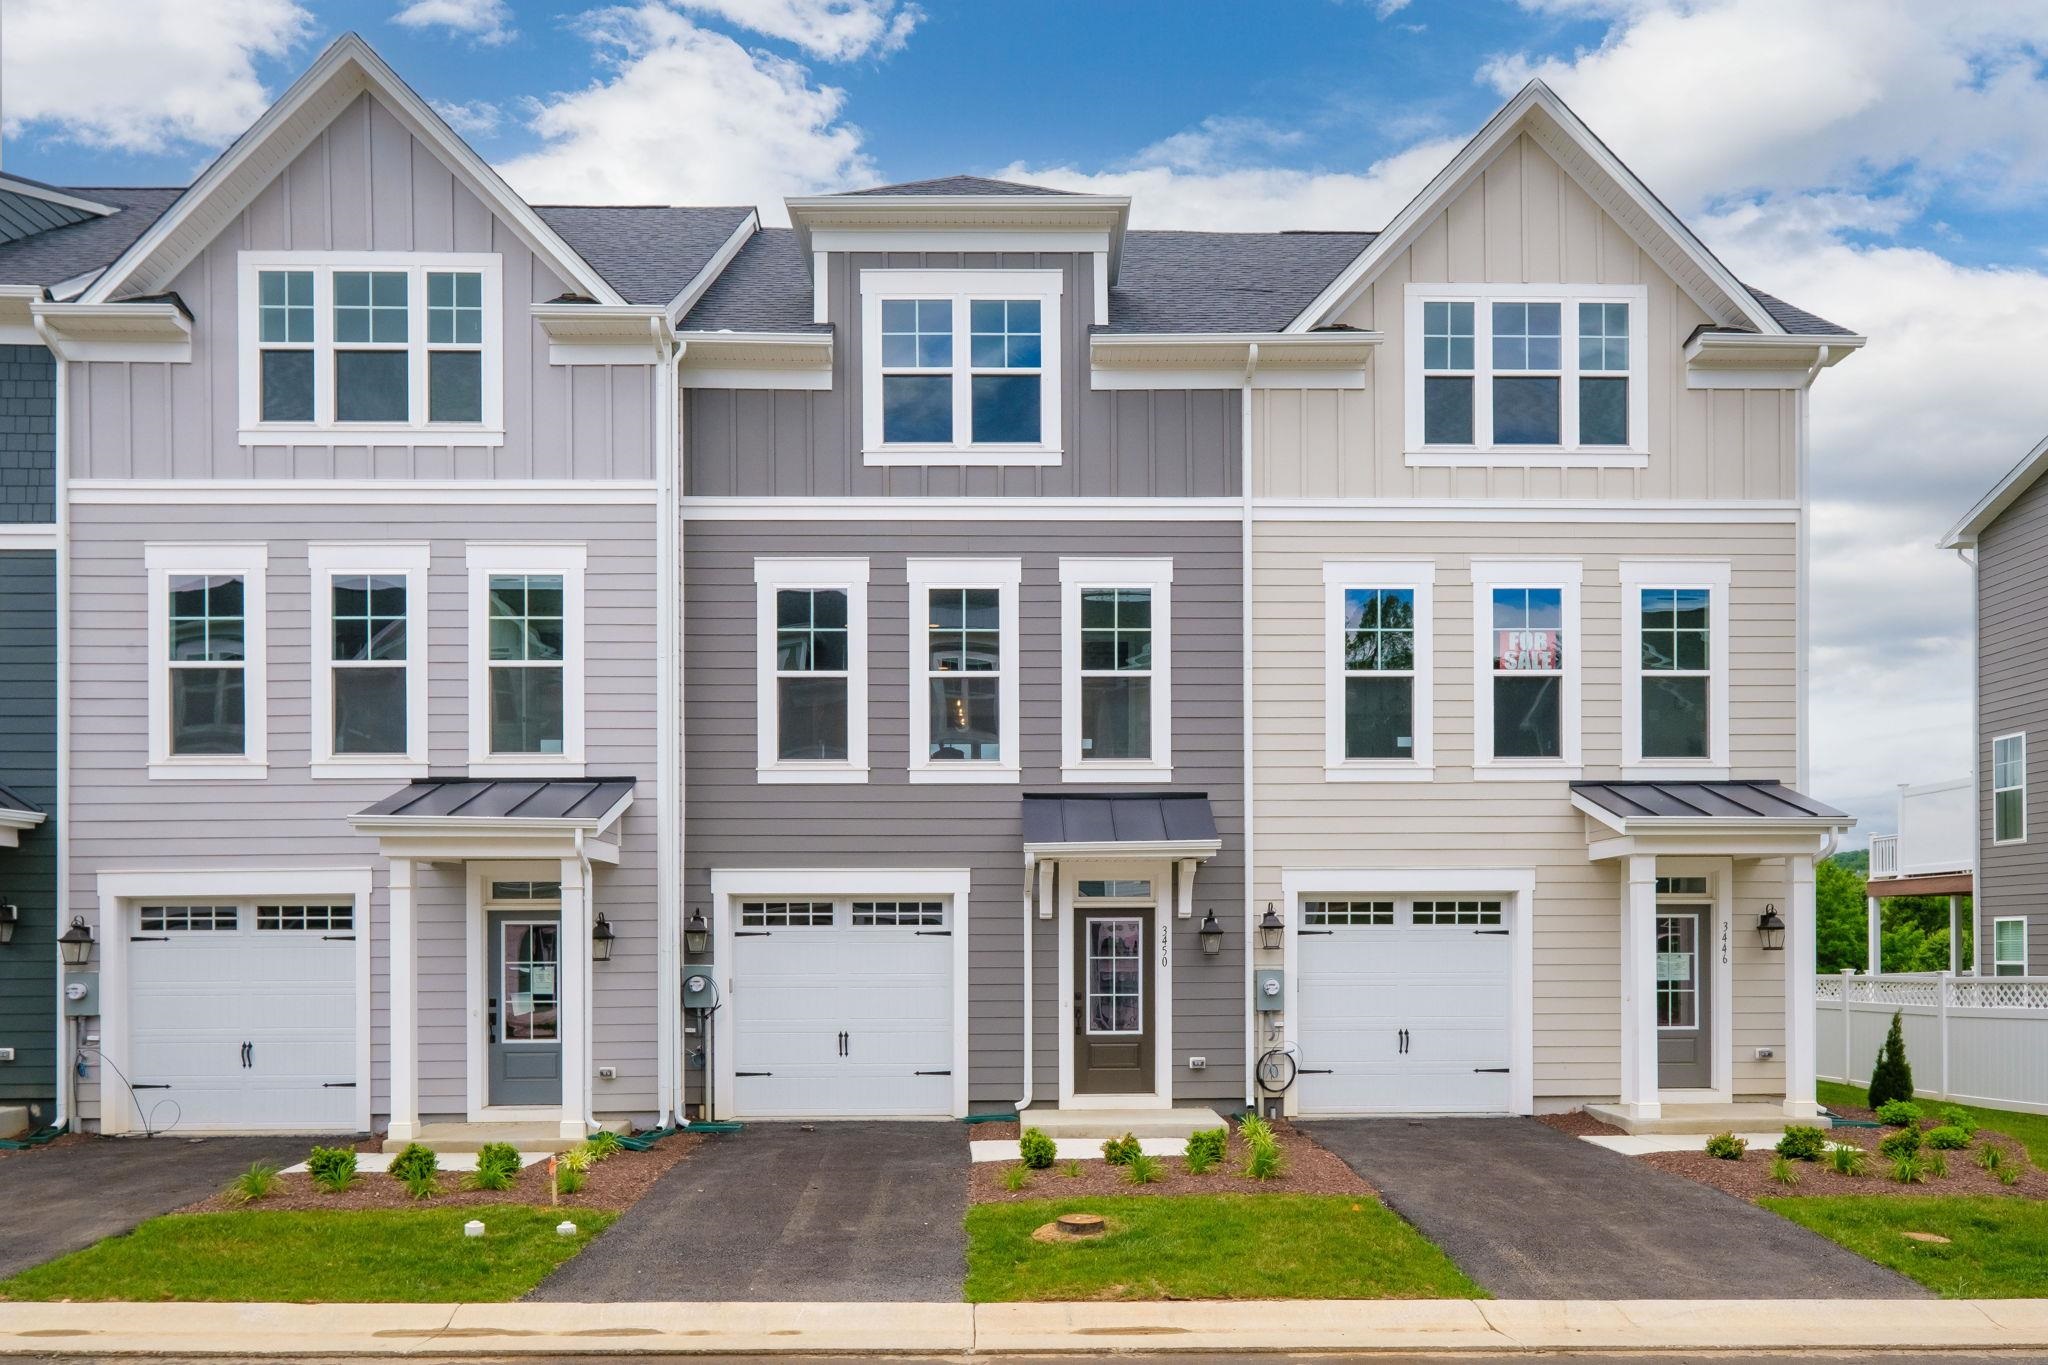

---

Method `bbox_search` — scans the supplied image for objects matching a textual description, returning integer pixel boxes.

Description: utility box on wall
[62,972,97,1017]
[683,968,717,1010]
[1254,968,1284,1012]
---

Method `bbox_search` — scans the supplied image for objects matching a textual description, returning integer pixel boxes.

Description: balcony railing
[1870,833,1899,879]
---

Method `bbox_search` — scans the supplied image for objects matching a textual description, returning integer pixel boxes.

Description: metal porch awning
[348,777,636,862]
[1570,779,1853,859]
[0,782,46,849]
[1021,791,1222,860]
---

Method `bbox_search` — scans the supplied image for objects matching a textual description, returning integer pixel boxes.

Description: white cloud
[499,4,874,213]
[393,0,517,46]
[1,0,311,154]
[431,98,504,138]
[674,0,923,60]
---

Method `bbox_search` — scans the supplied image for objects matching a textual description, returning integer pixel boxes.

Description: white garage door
[730,897,954,1118]
[1294,897,1512,1115]
[128,901,359,1132]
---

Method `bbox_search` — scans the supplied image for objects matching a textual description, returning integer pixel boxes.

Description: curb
[3,1298,2048,1356]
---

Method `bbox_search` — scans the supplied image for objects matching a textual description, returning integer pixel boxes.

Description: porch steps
[398,1120,627,1154]
[1582,1102,1829,1136]
[1018,1106,1227,1140]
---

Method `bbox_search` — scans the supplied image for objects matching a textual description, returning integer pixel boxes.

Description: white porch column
[1617,853,1661,1120]
[386,856,419,1143]
[1784,853,1821,1118]
[557,854,591,1142]
[1949,896,1961,975]
[1866,894,1881,974]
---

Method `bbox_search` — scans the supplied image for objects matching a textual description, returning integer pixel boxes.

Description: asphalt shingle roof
[837,175,1079,197]
[1107,230,1377,334]
[1744,285,1856,338]
[534,205,752,307]
[681,228,823,334]
[0,187,181,289]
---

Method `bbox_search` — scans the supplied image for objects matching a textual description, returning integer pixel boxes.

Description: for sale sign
[1495,628,1561,671]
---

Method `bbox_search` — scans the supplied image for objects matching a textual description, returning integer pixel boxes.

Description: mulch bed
[968,1119,1020,1141]
[968,1120,1372,1203]
[1534,1109,1624,1138]
[0,1132,95,1162]
[176,1133,699,1215]
[1643,1121,2047,1202]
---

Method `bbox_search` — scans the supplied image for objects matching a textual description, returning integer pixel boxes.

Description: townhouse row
[0,35,1861,1145]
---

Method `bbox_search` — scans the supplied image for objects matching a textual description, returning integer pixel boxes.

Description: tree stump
[1056,1212,1106,1237]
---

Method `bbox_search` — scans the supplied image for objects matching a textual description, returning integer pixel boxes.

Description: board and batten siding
[69,90,654,483]
[0,550,57,1110]
[64,501,661,1126]
[684,251,1240,499]
[1251,518,1798,1103]
[683,519,1246,1106]
[1975,471,2048,975]
[1253,133,1800,504]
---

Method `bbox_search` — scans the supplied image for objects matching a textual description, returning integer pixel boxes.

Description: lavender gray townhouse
[0,32,1865,1144]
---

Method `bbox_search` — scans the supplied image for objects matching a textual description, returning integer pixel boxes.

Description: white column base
[1611,1099,1663,1122]
[1783,1098,1824,1120]
[557,1116,589,1142]
[385,1118,419,1143]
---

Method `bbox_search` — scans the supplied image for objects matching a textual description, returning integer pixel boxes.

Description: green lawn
[0,1206,615,1303]
[1818,1080,2048,1167]
[1763,1196,2048,1298]
[964,1194,1482,1303]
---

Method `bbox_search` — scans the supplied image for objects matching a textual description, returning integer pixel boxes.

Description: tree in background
[1814,853,1972,975]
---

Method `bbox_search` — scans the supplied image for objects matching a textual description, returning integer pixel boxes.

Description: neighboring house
[1864,777,1974,974]
[23,33,1860,1142]
[1944,434,2048,979]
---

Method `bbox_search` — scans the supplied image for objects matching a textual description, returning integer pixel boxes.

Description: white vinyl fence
[1818,970,2048,1116]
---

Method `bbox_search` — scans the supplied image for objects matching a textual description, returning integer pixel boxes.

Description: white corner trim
[904,556,1023,783]
[464,543,587,770]
[1058,556,1173,782]
[753,556,871,783]
[1322,559,1435,779]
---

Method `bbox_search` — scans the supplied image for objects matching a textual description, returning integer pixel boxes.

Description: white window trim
[1471,558,1583,781]
[1404,282,1649,467]
[308,543,431,780]
[144,542,269,780]
[905,556,1022,784]
[1994,731,2028,845]
[237,251,505,448]
[1323,559,1435,782]
[754,557,871,784]
[859,268,1063,467]
[466,543,587,775]
[1994,916,2029,976]
[1620,560,1731,779]
[1059,556,1173,782]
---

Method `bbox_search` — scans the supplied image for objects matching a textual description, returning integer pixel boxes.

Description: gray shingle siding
[0,550,57,1110]
[0,345,55,525]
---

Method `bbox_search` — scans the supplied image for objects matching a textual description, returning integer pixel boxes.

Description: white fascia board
[1684,332,1864,389]
[784,193,1131,280]
[532,303,672,364]
[1942,430,2048,549]
[31,300,192,362]
[676,331,833,386]
[347,791,633,839]
[0,176,115,217]
[82,34,622,307]
[667,212,760,324]
[0,808,47,832]
[1022,839,1223,861]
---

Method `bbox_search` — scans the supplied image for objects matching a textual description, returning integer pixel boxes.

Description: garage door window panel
[741,901,835,927]
[257,904,353,932]
[851,901,943,926]
[1303,899,1394,926]
[140,905,239,932]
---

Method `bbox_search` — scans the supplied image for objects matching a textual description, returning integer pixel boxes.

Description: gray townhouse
[14,32,1862,1144]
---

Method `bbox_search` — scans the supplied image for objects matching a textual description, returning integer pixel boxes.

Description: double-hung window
[1994,918,2028,976]
[1994,733,2027,844]
[145,543,268,779]
[466,545,585,773]
[240,254,501,444]
[1406,284,1646,463]
[1472,560,1581,777]
[1323,561,1434,779]
[1622,561,1731,775]
[308,544,429,778]
[906,558,1021,783]
[861,269,1062,465]
[1060,558,1172,781]
[754,558,870,782]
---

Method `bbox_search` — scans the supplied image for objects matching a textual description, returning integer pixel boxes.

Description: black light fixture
[1258,902,1285,952]
[0,904,16,947]
[1197,909,1225,957]
[684,908,710,956]
[1757,903,1786,952]
[57,916,94,967]
[591,913,616,963]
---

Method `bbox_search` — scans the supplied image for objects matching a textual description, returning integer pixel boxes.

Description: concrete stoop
[1018,1105,1228,1139]
[1582,1101,1827,1136]
[0,1105,29,1141]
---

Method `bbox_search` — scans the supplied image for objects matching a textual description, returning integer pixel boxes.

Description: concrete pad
[970,1136,1184,1163]
[440,1301,975,1354]
[1584,1101,1826,1135]
[1972,1299,2048,1334]
[0,1105,29,1140]
[279,1150,550,1174]
[0,1303,455,1357]
[1589,1298,2013,1351]
[1580,1131,1854,1156]
[1019,1106,1226,1139]
[973,1299,1506,1354]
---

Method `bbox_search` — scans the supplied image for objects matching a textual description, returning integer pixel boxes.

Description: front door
[488,912,563,1106]
[1655,907,1712,1090]
[1074,910,1155,1094]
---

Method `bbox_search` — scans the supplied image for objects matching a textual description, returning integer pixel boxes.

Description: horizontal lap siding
[683,520,1246,1106]
[0,551,57,1107]
[66,502,661,1125]
[1976,475,2048,973]
[1252,519,1798,1103]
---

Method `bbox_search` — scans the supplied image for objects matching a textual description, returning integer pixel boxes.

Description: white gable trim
[81,34,621,308]
[1286,81,1780,339]
[1943,431,2048,550]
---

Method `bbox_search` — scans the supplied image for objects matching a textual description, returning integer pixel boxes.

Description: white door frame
[1055,858,1175,1110]
[95,866,374,1136]
[709,867,972,1120]
[1653,855,1734,1105]
[1279,867,1536,1115]
[466,862,570,1123]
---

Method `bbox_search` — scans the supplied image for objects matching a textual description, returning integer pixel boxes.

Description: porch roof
[1021,791,1222,860]
[0,782,46,847]
[1571,779,1852,860]
[348,777,635,862]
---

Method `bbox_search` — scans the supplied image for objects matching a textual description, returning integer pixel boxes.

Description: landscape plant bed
[1533,1109,1624,1138]
[0,1132,94,1162]
[1643,1124,2046,1203]
[177,1133,697,1215]
[970,1122,1370,1203]
[1818,1080,2048,1168]
[1762,1196,2048,1298]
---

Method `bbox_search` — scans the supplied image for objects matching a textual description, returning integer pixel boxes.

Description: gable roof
[838,175,1078,197]
[0,187,181,290]
[535,205,754,309]
[1942,431,2048,549]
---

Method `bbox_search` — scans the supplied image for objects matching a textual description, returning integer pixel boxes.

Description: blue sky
[8,0,2048,831]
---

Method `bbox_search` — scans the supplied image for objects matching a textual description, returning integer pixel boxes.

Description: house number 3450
[1159,923,1170,969]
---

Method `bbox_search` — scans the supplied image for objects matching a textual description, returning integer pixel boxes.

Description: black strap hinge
[735,930,773,937]
[131,1083,171,1090]
[1297,1068,1334,1075]
[913,929,951,936]
[1475,929,1510,936]
[735,1070,772,1077]
[1297,929,1335,936]
[322,1082,356,1088]
[1473,1067,1510,1073]
[130,935,169,942]
[914,1069,951,1076]
[323,934,356,941]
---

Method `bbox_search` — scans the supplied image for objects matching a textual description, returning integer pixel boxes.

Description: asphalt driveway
[1307,1118,1923,1300]
[530,1121,968,1302]
[0,1134,323,1279]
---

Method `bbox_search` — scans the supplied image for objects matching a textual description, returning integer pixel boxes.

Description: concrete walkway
[528,1121,967,1302]
[1305,1117,1920,1300]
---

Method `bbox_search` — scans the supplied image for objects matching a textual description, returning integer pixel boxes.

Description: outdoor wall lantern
[1757,904,1787,952]
[1198,910,1224,957]
[591,913,616,964]
[684,908,711,956]
[1258,903,1285,952]
[0,904,16,947]
[57,916,94,967]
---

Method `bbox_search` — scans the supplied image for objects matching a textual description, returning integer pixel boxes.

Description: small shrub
[1889,1153,1926,1185]
[555,1165,585,1196]
[1244,1140,1284,1180]
[1236,1113,1274,1147]
[585,1130,624,1160]
[557,1144,596,1173]
[1978,1144,2007,1174]
[1001,1163,1031,1192]
[1927,1148,1950,1179]
[1186,1126,1228,1167]
[1999,1161,2024,1187]
[1939,1105,1974,1131]
[1874,1099,1922,1128]
[1867,1011,1915,1110]
[1827,1144,1868,1177]
[465,1141,522,1192]
[305,1146,357,1193]
[1925,1125,1971,1152]
[1018,1127,1057,1170]
[1878,1126,1922,1160]
[387,1142,438,1184]
[1060,1160,1083,1178]
[1123,1152,1162,1185]
[226,1161,279,1204]
[401,1171,439,1200]
[1775,1125,1827,1161]
[1768,1154,1800,1187]
[1704,1132,1747,1161]
[1183,1143,1217,1176]
[1101,1133,1142,1166]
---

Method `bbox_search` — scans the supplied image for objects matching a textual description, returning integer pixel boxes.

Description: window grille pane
[1077,880,1152,898]
[1422,301,1474,370]
[775,589,849,672]
[258,270,314,343]
[332,576,406,662]
[740,901,835,927]
[490,667,564,754]
[335,350,409,423]
[490,881,562,901]
[169,575,245,661]
[1655,876,1710,895]
[1303,900,1394,926]
[1492,375,1560,444]
[427,271,483,345]
[970,374,1039,443]
[1492,301,1560,370]
[140,905,239,931]
[1580,376,1628,445]
[1422,375,1473,444]
[777,675,849,761]
[333,270,408,344]
[1413,900,1502,925]
[1345,675,1413,759]
[256,904,353,932]
[334,666,408,754]
[851,901,945,926]
[1343,588,1415,672]
[883,374,950,443]
[428,350,483,423]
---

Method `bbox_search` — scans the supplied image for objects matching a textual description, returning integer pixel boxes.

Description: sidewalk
[3,1297,2047,1356]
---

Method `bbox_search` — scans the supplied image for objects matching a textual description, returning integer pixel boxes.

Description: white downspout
[576,827,598,1134]
[1958,542,1980,971]
[1240,342,1258,1111]
[35,313,70,1133]
[652,317,685,1127]
[1017,851,1034,1116]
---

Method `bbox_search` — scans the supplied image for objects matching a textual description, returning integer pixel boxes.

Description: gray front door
[1656,908,1711,1090]
[488,912,562,1107]
[1075,912,1154,1094]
